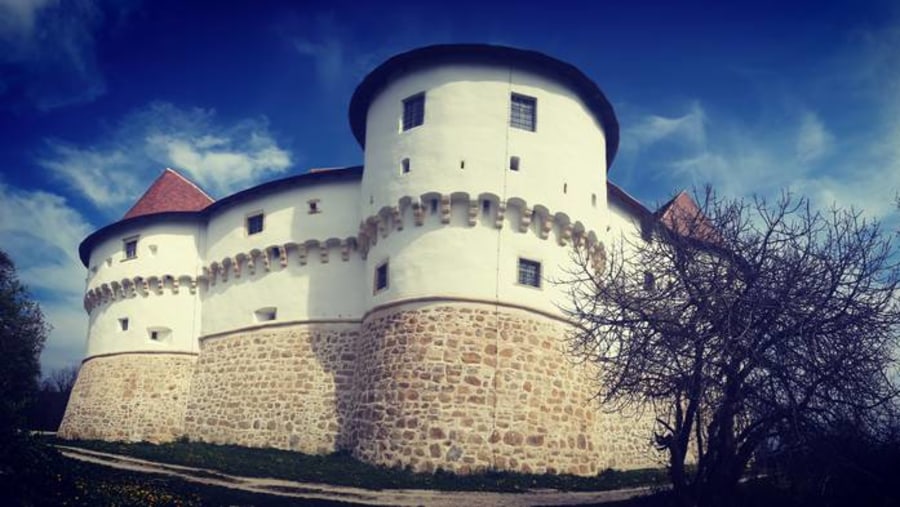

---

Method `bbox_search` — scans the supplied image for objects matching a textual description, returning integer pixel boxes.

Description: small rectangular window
[592,193,597,207]
[247,213,264,235]
[402,158,410,174]
[374,261,389,293]
[509,156,520,172]
[150,330,158,340]
[119,318,129,331]
[482,200,491,216]
[308,199,321,214]
[510,93,537,131]
[517,258,541,288]
[254,307,277,322]
[123,237,138,260]
[643,272,656,292]
[402,93,425,131]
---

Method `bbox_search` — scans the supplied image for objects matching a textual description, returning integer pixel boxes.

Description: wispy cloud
[0,0,131,110]
[40,102,293,212]
[0,181,93,372]
[795,111,833,164]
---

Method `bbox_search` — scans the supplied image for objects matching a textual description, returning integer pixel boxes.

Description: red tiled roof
[657,191,717,241]
[122,168,215,220]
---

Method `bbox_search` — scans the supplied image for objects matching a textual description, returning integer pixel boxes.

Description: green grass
[50,436,669,493]
[41,456,358,506]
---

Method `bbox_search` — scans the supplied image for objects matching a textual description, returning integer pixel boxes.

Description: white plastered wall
[201,180,365,335]
[360,61,610,316]
[85,221,205,357]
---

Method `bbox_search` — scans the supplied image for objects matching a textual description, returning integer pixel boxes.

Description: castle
[59,44,665,475]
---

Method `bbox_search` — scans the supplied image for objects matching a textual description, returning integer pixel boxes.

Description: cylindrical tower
[59,212,205,442]
[348,45,650,474]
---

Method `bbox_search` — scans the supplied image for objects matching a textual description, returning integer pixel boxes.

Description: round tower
[59,169,212,442]
[348,45,647,474]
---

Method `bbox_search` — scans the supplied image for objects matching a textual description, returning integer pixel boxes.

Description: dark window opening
[308,199,321,214]
[119,318,129,331]
[644,272,656,292]
[509,156,520,172]
[247,213,264,235]
[402,93,425,131]
[430,199,439,214]
[402,158,410,173]
[510,93,537,131]
[482,200,491,215]
[517,258,541,288]
[124,238,138,259]
[375,262,389,292]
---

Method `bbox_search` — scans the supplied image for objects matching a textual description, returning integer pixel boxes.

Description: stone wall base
[58,353,196,442]
[353,302,660,475]
[58,305,660,475]
[183,323,358,454]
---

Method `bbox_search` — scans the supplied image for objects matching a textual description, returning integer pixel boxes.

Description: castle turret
[347,45,646,474]
[59,168,212,442]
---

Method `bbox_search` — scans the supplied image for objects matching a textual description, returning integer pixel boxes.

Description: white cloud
[0,181,93,373]
[795,112,833,164]
[623,100,897,221]
[0,0,118,110]
[40,102,294,211]
[621,102,707,154]
[293,37,345,88]
[39,144,138,208]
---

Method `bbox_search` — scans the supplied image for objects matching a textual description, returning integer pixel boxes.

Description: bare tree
[563,188,900,506]
[42,365,79,394]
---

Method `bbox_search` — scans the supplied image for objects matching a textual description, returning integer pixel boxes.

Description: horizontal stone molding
[81,350,199,365]
[362,295,572,325]
[199,318,363,342]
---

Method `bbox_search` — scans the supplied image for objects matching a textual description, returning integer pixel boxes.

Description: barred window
[517,258,541,288]
[510,93,536,131]
[402,93,425,131]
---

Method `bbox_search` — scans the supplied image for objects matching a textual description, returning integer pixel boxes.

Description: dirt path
[55,445,660,506]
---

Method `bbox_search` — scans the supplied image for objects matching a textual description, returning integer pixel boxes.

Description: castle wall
[58,352,196,442]
[353,301,658,475]
[183,322,359,454]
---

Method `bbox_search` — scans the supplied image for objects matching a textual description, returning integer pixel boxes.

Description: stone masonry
[183,323,358,454]
[353,302,658,475]
[58,353,196,442]
[60,302,659,475]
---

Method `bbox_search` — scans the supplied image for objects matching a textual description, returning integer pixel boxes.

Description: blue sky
[1,0,898,374]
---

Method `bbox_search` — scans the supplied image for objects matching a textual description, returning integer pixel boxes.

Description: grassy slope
[53,437,669,493]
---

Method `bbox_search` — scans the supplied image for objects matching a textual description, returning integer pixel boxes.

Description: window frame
[510,93,537,132]
[374,260,389,294]
[122,236,139,261]
[517,257,542,289]
[246,211,265,236]
[401,92,426,131]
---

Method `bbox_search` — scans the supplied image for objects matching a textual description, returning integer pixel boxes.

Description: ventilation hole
[509,156,520,171]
